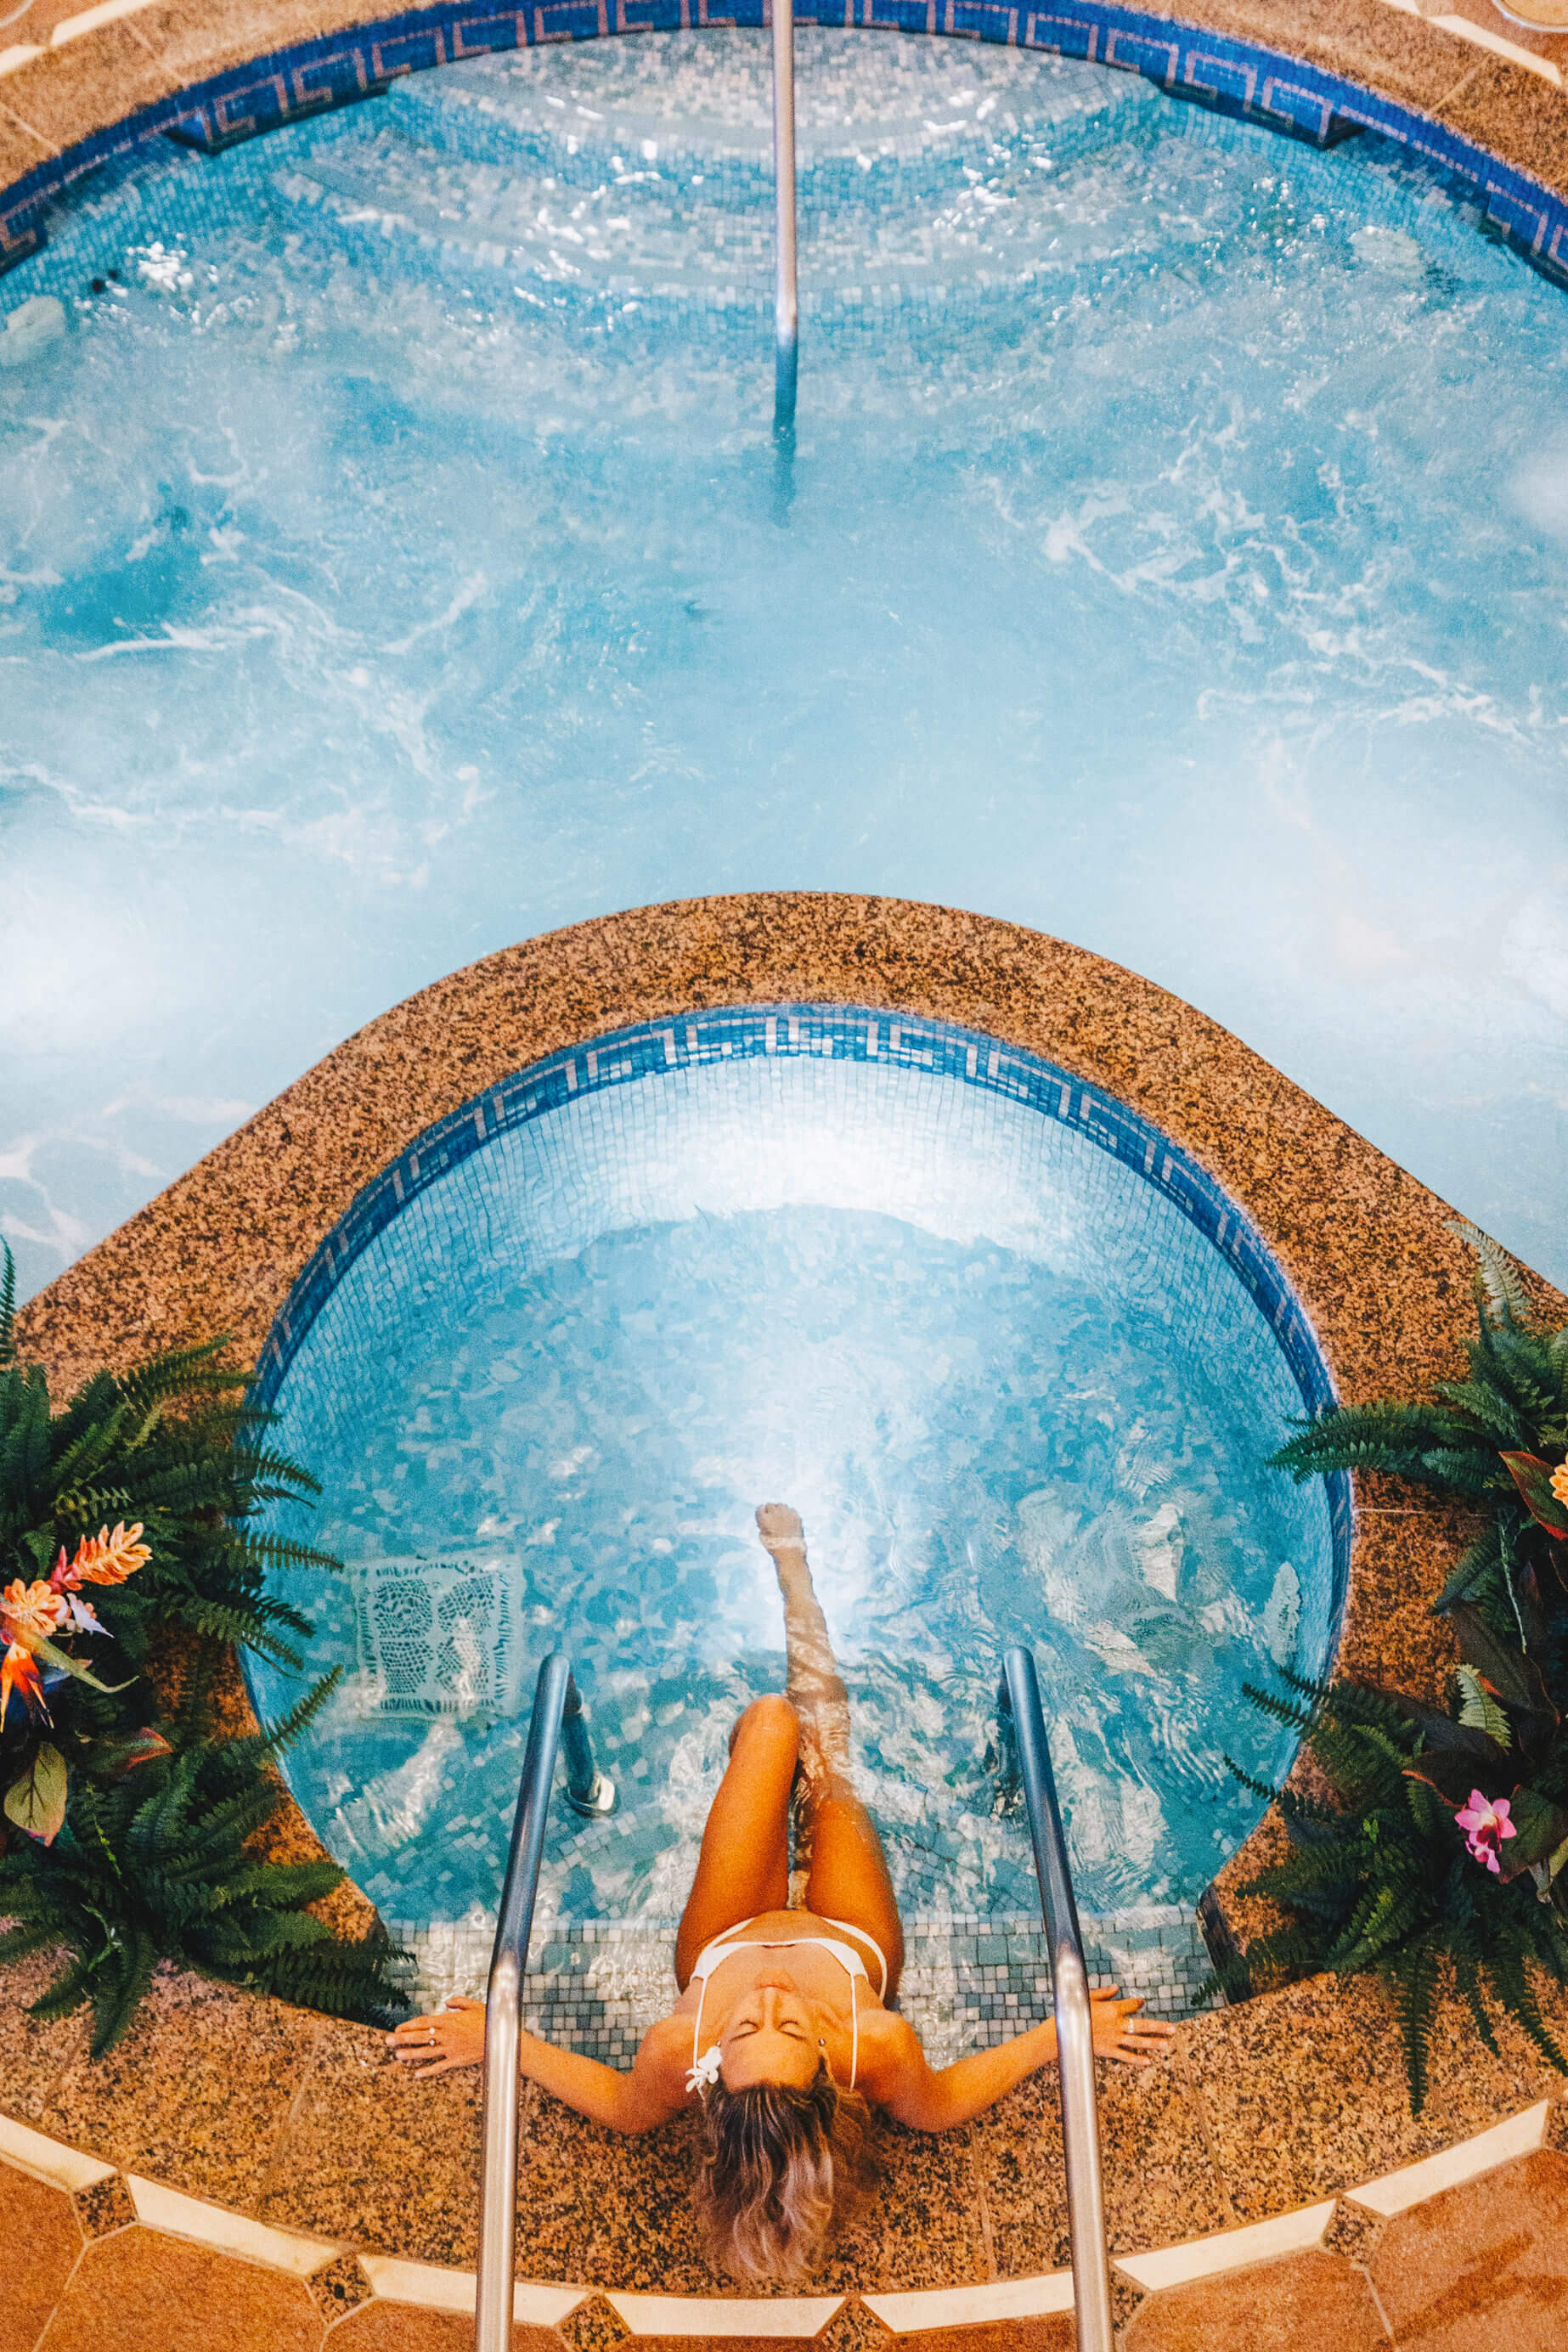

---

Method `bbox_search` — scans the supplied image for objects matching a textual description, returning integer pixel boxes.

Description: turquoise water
[2,32,1567,1309]
[247,1036,1335,1921]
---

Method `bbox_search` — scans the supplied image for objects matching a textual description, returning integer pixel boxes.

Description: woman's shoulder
[637,2008,697,2083]
[854,2003,922,2097]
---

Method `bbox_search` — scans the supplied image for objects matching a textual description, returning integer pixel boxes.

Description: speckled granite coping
[0,0,1566,288]
[9,893,1568,2291]
[3,2011,1566,2340]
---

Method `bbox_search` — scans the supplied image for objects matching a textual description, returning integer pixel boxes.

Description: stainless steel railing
[475,1655,616,2352]
[771,0,798,426]
[1000,1645,1114,2352]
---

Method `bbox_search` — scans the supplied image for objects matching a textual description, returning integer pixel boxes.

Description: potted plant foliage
[1227,1225,1568,2107]
[0,1244,409,2053]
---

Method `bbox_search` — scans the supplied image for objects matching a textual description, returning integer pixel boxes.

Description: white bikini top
[686,1915,888,2095]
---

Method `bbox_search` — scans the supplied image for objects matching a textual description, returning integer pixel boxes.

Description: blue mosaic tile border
[247,1001,1352,1605]
[3,3,1567,285]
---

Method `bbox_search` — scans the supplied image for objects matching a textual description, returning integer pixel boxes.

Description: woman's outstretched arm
[866,1989,1175,2132]
[386,1998,687,2134]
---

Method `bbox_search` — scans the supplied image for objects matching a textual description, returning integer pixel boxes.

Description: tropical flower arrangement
[1227,1224,1568,2107]
[0,1243,409,2054]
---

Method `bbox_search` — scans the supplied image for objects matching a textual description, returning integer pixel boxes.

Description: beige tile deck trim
[606,2293,845,2336]
[0,2111,116,2195]
[2,2090,1564,2324]
[49,0,155,44]
[865,2273,1075,2332]
[126,2175,340,2276]
[1426,11,1565,82]
[1345,2097,1551,2214]
[358,2254,586,2327]
[1374,0,1565,83]
[1114,2199,1336,2291]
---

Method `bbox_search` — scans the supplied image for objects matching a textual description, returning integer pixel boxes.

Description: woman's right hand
[386,1994,486,2078]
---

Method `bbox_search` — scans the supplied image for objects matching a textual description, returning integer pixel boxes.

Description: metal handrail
[476,1654,616,2352]
[771,0,798,426]
[1000,1645,1114,2352]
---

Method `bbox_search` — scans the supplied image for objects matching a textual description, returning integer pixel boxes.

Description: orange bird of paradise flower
[1,1577,70,1723]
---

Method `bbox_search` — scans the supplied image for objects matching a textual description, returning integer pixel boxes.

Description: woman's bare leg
[754,1505,905,1996]
[674,1693,798,1991]
[803,1792,904,1996]
[754,1503,852,1792]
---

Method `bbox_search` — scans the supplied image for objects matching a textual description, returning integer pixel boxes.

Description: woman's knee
[734,1693,800,1758]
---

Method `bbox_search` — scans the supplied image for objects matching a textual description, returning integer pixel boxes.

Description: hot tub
[245,1002,1345,1931]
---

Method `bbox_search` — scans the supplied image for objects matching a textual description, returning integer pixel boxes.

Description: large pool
[246,1008,1340,1924]
[2,31,1567,1308]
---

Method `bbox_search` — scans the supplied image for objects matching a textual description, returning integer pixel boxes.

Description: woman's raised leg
[674,1693,798,1990]
[754,1504,905,1997]
[754,1503,851,1792]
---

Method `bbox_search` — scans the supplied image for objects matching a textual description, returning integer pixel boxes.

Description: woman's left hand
[386,1994,486,2078]
[1088,1986,1176,2067]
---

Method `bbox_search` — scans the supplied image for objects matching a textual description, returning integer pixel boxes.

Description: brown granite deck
[8,893,1568,2310]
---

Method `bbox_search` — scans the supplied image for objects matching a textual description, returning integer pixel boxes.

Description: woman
[389,1504,1174,2281]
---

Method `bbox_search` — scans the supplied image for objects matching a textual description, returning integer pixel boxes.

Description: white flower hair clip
[685,2043,723,2095]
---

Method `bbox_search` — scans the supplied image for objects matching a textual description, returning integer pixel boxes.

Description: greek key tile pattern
[3,3,1568,285]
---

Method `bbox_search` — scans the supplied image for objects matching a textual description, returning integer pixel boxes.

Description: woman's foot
[756,1502,805,1556]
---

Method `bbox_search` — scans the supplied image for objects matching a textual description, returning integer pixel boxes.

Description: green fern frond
[1451,1220,1534,1329]
[257,1667,343,1763]
[1453,1667,1511,1748]
[1385,1934,1443,2113]
[1433,1520,1509,1617]
[220,1529,343,1577]
[0,1238,15,1367]
[89,1931,158,2060]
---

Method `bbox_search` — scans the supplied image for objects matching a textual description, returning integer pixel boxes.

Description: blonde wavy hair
[694,2066,872,2282]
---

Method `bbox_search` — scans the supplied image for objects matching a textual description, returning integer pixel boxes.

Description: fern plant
[1272,1221,1568,1640]
[1230,1670,1568,2108]
[1227,1225,1568,2106]
[0,1661,409,2054]
[1,1242,336,1682]
[1,1239,410,2048]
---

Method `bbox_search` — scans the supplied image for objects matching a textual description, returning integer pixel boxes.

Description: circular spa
[245,1007,1345,1936]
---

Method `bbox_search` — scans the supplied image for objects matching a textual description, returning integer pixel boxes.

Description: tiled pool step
[389,1908,1215,2068]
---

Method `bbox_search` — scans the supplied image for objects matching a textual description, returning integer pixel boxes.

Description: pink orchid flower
[1455,1790,1517,1875]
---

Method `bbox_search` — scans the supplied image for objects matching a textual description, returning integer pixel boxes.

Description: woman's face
[718,1975,822,2091]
